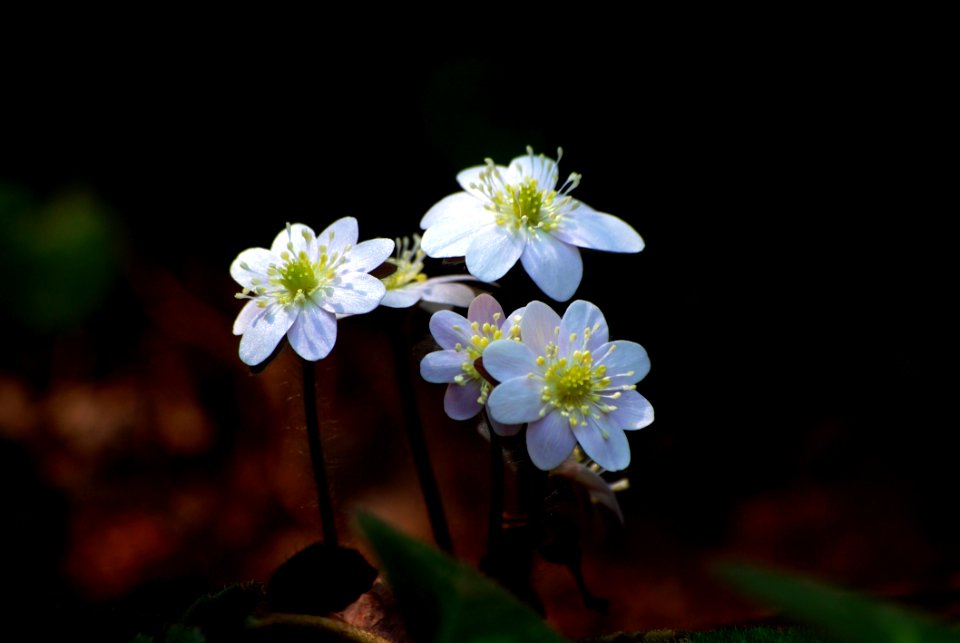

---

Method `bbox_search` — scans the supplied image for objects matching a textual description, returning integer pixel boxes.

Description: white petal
[482,340,539,383]
[519,300,562,356]
[554,205,645,253]
[507,152,559,190]
[465,226,524,282]
[487,377,544,424]
[381,285,424,308]
[456,164,503,201]
[422,191,483,228]
[576,415,631,472]
[238,303,297,366]
[607,390,654,431]
[420,282,476,308]
[233,299,265,335]
[420,350,467,384]
[444,381,483,420]
[519,233,582,302]
[420,212,494,258]
[345,238,394,273]
[316,217,359,256]
[270,223,319,258]
[428,310,471,350]
[230,248,278,289]
[559,300,609,355]
[287,302,337,361]
[595,340,651,384]
[526,412,577,471]
[322,273,386,314]
[467,292,504,325]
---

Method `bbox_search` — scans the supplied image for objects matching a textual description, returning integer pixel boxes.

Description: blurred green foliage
[716,561,960,643]
[356,511,569,643]
[0,184,121,332]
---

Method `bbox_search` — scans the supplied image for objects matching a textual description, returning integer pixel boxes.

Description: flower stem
[389,310,454,554]
[301,358,339,547]
[481,430,545,615]
[484,413,505,565]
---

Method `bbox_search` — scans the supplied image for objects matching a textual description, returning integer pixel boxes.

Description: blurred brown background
[1,22,954,642]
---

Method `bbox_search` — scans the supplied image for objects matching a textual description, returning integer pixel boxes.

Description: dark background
[1,24,954,642]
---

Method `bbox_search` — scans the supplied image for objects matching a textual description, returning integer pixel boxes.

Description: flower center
[382,234,428,291]
[493,177,559,233]
[536,326,629,430]
[468,147,582,237]
[278,251,322,294]
[539,344,611,427]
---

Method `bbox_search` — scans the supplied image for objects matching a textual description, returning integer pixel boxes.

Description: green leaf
[715,560,960,643]
[354,511,569,643]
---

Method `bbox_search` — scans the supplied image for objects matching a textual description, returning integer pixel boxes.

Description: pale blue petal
[238,303,297,366]
[465,226,524,282]
[421,191,481,228]
[519,234,582,302]
[420,350,467,384]
[420,281,476,308]
[502,307,526,338]
[519,300,562,356]
[428,310,470,350]
[554,205,645,253]
[576,415,631,472]
[287,302,337,361]
[230,248,278,289]
[482,340,539,383]
[271,223,320,258]
[487,377,545,424]
[559,300,609,355]
[489,415,522,437]
[322,273,386,314]
[526,412,577,471]
[595,340,651,384]
[316,217,359,256]
[607,390,654,431]
[381,285,424,308]
[467,292,504,326]
[233,299,264,336]
[421,212,494,258]
[444,381,483,420]
[345,238,394,273]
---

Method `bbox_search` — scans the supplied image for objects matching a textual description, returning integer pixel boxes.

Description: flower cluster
[421,297,653,472]
[230,147,653,472]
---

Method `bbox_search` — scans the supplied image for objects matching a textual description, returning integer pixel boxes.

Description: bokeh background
[1,28,953,642]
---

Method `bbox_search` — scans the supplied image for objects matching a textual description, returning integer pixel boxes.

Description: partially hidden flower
[419,147,644,302]
[419,293,522,436]
[553,457,628,524]
[483,300,653,472]
[231,217,394,365]
[379,234,477,309]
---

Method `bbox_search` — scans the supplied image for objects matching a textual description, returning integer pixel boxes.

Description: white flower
[419,293,523,436]
[230,218,394,365]
[483,300,653,472]
[379,234,478,309]
[420,147,644,302]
